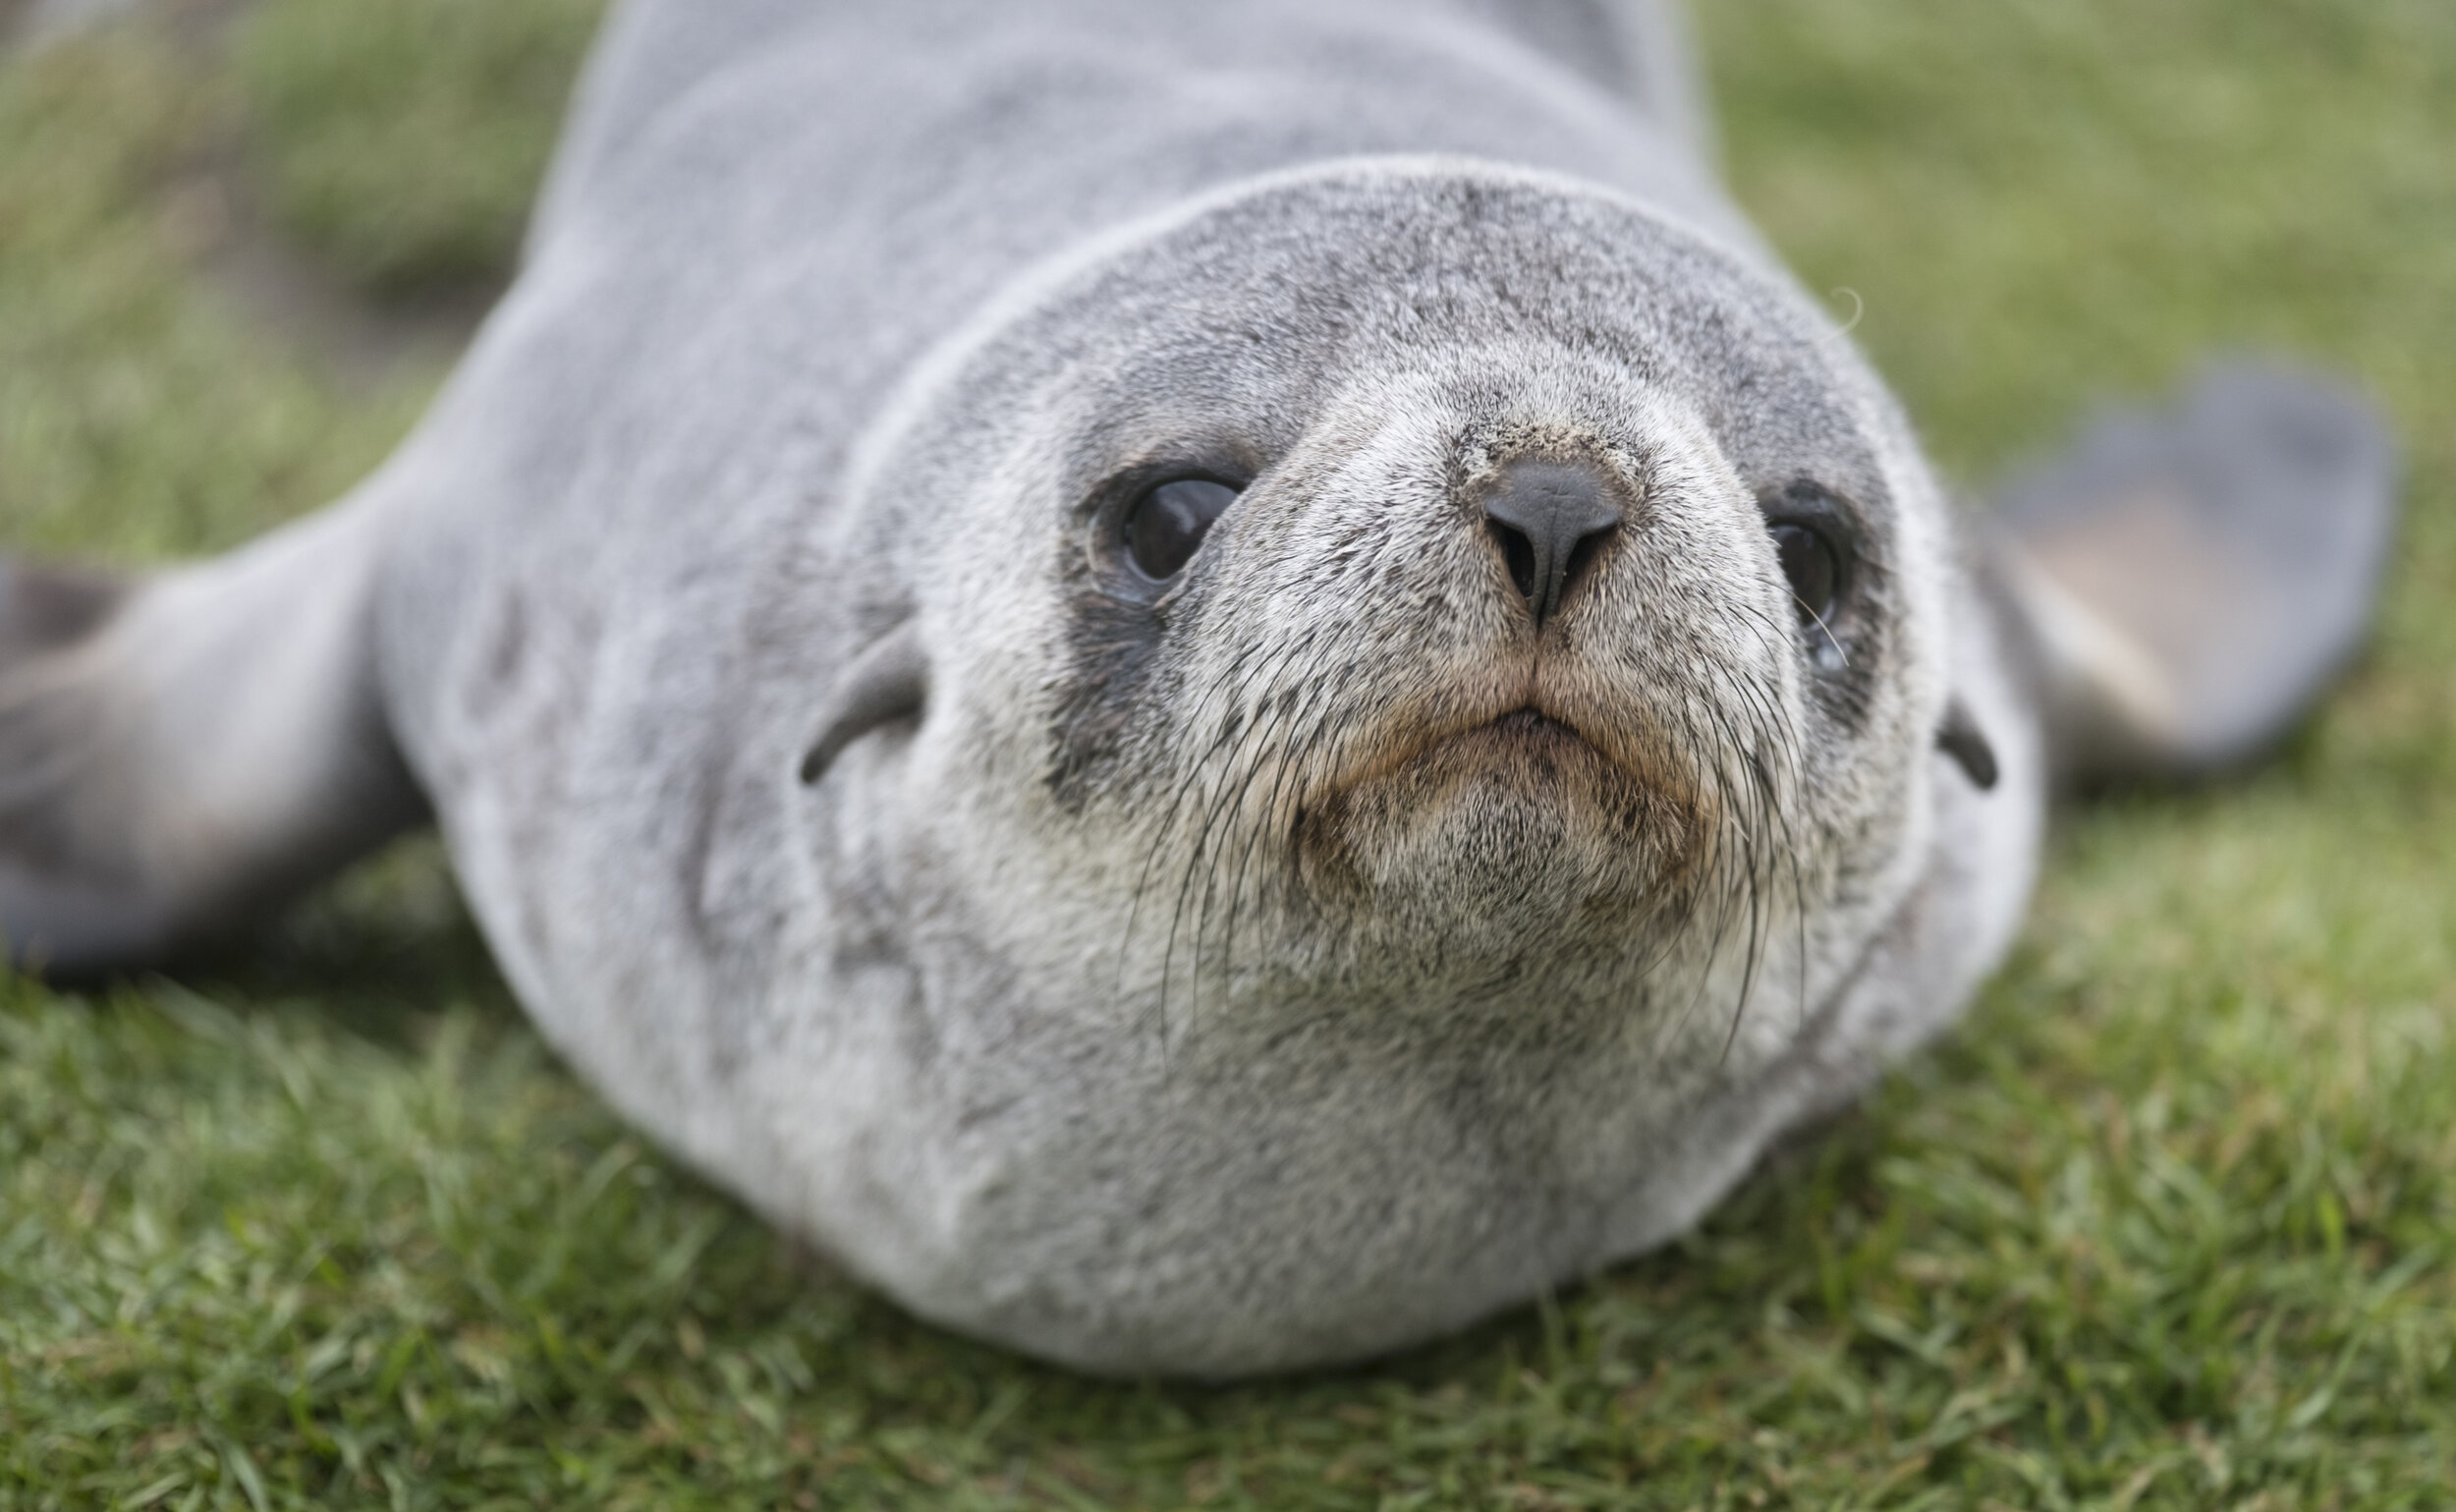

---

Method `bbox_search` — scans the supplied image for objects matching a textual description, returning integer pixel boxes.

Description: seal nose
[1481,460,1624,628]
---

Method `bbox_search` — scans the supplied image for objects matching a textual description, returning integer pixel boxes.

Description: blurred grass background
[1,1,2451,1507]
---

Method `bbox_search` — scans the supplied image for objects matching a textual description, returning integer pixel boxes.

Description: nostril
[1479,460,1626,629]
[1562,529,1610,603]
[1488,519,1537,601]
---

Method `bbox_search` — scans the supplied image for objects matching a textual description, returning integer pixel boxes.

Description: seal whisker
[1724,593,1858,1038]
[1213,661,1331,1018]
[1212,640,1346,1002]
[1122,701,1236,1057]
[1185,666,1307,1027]
[1706,697,1783,1063]
[1119,625,1320,1054]
[1157,633,1318,1044]
[1649,693,1741,1057]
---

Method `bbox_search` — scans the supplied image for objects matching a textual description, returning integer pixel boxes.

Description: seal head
[771,162,1961,1374]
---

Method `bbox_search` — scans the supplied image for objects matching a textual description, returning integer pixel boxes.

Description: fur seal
[0,0,2394,1376]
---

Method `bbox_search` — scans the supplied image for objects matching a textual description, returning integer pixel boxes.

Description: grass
[1,1,2452,1506]
[236,0,602,295]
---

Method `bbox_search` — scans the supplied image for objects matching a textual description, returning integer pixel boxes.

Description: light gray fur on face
[1,0,2045,1375]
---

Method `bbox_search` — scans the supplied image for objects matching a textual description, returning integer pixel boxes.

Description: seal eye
[1125,477,1239,582]
[1771,521,1840,627]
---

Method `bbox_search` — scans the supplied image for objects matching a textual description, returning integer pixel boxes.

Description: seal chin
[1295,699,1702,958]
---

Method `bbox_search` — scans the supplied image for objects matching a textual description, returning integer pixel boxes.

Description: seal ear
[800,622,929,784]
[1936,696,1999,791]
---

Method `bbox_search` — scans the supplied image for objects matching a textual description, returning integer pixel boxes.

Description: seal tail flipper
[1982,361,2399,785]
[0,502,425,976]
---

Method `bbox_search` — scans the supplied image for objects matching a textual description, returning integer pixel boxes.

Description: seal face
[923,172,1924,1010]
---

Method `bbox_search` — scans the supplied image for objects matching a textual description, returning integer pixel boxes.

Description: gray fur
[20,0,2377,1376]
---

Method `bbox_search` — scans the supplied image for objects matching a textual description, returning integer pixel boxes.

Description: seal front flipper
[0,503,425,977]
[1984,361,2398,783]
[0,562,127,665]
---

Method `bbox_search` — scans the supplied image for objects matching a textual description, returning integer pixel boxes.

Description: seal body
[11,0,2069,1375]
[362,0,2047,1372]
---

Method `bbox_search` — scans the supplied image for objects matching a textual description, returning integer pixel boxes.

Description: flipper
[1984,361,2398,784]
[0,562,128,665]
[0,504,425,977]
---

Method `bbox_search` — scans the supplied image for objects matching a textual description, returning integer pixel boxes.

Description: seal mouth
[1414,703,1611,780]
[1481,704,1588,747]
[1289,674,1715,925]
[1316,680,1656,802]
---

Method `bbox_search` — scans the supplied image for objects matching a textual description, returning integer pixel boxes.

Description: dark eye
[1772,521,1840,627]
[1125,477,1239,582]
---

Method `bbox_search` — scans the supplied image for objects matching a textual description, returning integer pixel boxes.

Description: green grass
[236,0,602,296]
[3,1,2452,1506]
